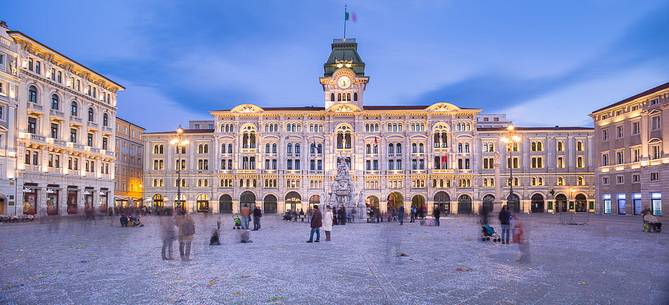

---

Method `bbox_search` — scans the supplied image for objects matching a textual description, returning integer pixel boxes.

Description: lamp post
[500,125,521,213]
[170,127,188,213]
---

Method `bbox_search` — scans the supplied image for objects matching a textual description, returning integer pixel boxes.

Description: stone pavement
[0,214,667,305]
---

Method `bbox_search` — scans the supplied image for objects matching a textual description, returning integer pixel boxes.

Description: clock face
[337,76,351,89]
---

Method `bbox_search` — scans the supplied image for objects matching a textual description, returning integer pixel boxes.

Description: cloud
[114,79,208,132]
[412,2,669,123]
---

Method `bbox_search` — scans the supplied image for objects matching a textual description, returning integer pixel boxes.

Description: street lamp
[170,126,189,213]
[500,125,521,213]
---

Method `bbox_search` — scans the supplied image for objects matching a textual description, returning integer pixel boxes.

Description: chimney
[0,21,8,29]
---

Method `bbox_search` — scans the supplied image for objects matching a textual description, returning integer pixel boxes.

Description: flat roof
[212,105,479,112]
[143,129,215,135]
[478,126,593,132]
[591,81,669,114]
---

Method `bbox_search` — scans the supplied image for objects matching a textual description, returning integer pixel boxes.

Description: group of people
[159,211,196,261]
[494,205,530,263]
[237,204,263,231]
[367,205,440,226]
[306,204,336,242]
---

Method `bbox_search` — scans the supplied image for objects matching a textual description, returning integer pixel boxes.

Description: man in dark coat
[338,206,346,225]
[498,205,511,244]
[252,205,262,231]
[398,206,405,225]
[307,205,322,243]
[433,207,441,226]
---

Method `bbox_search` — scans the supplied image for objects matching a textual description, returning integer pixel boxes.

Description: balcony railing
[105,151,115,157]
[70,116,82,123]
[49,109,65,117]
[27,103,43,112]
[88,121,98,128]
[102,126,113,133]
[90,147,100,153]
[53,139,67,147]
[30,134,46,142]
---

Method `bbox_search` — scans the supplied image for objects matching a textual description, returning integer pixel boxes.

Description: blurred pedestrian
[479,205,490,225]
[410,205,417,223]
[512,212,530,263]
[339,206,347,225]
[498,205,511,244]
[240,204,251,229]
[160,211,176,260]
[323,206,333,241]
[433,206,441,226]
[306,204,322,243]
[398,205,405,225]
[252,205,262,231]
[177,213,195,261]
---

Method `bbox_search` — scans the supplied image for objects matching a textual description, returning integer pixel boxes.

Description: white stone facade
[142,38,595,215]
[0,24,123,216]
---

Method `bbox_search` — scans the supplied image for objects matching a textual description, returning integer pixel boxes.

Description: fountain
[327,157,366,222]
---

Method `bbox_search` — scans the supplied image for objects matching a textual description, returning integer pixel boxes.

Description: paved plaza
[0,214,667,305]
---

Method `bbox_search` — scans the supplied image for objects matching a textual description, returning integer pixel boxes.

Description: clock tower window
[354,92,358,102]
[330,93,335,101]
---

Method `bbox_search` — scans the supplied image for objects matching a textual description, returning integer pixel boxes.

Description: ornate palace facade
[143,38,595,215]
[0,22,122,216]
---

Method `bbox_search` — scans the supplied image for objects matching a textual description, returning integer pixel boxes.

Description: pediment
[230,104,264,113]
[426,102,461,112]
[327,102,361,113]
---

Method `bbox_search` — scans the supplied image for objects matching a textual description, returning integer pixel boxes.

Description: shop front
[100,188,109,214]
[22,184,38,215]
[67,186,79,214]
[46,185,60,216]
[84,188,95,215]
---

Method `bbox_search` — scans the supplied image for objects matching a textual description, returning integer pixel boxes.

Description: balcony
[90,147,100,153]
[70,116,82,123]
[87,121,98,129]
[49,109,65,117]
[53,139,67,147]
[73,143,84,150]
[30,134,46,143]
[105,150,115,157]
[27,102,43,112]
[102,126,113,133]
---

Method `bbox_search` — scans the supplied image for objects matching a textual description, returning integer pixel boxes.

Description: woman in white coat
[323,205,334,241]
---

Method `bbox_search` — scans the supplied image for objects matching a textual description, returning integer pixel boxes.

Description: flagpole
[343,4,347,40]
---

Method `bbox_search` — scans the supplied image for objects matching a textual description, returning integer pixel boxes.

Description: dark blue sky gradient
[5,0,669,131]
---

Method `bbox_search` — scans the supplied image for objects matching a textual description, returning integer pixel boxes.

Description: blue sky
[5,0,669,131]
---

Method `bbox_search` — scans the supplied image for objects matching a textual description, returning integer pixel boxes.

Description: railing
[90,147,100,153]
[105,151,115,157]
[27,103,43,111]
[53,139,67,147]
[30,134,46,142]
[88,121,98,128]
[73,143,84,150]
[49,109,64,117]
[102,126,113,133]
[70,116,82,123]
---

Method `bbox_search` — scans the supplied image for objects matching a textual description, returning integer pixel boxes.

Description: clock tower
[320,38,369,109]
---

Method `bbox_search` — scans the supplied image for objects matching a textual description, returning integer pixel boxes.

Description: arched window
[241,125,256,149]
[28,85,38,103]
[87,108,94,122]
[51,94,59,110]
[71,101,78,116]
[102,113,109,127]
[335,125,352,150]
[396,143,402,155]
[347,93,351,101]
[433,123,449,148]
[330,93,335,101]
[388,143,394,155]
[353,92,358,101]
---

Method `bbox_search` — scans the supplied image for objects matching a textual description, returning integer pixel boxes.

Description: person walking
[160,211,176,260]
[306,205,322,243]
[498,205,511,244]
[240,204,251,230]
[479,204,490,225]
[323,206,333,241]
[177,213,195,261]
[410,205,417,223]
[398,205,405,225]
[513,212,530,263]
[252,205,262,231]
[433,206,441,226]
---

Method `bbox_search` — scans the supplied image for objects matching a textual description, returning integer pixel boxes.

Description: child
[232,214,242,230]
[209,228,221,245]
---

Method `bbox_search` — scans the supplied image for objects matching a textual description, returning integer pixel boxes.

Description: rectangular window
[616,126,623,138]
[632,121,640,135]
[616,175,624,184]
[531,156,543,168]
[616,151,624,164]
[557,156,565,168]
[577,156,584,168]
[617,194,626,215]
[602,176,609,185]
[650,144,662,160]
[632,148,640,163]
[603,194,612,214]
[28,117,37,134]
[70,128,77,143]
[632,174,640,183]
[602,129,608,141]
[651,193,662,216]
[651,115,661,130]
[650,172,659,181]
[50,123,59,139]
[87,133,94,146]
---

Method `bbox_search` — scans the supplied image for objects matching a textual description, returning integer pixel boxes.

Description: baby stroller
[232,214,242,230]
[481,224,501,242]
